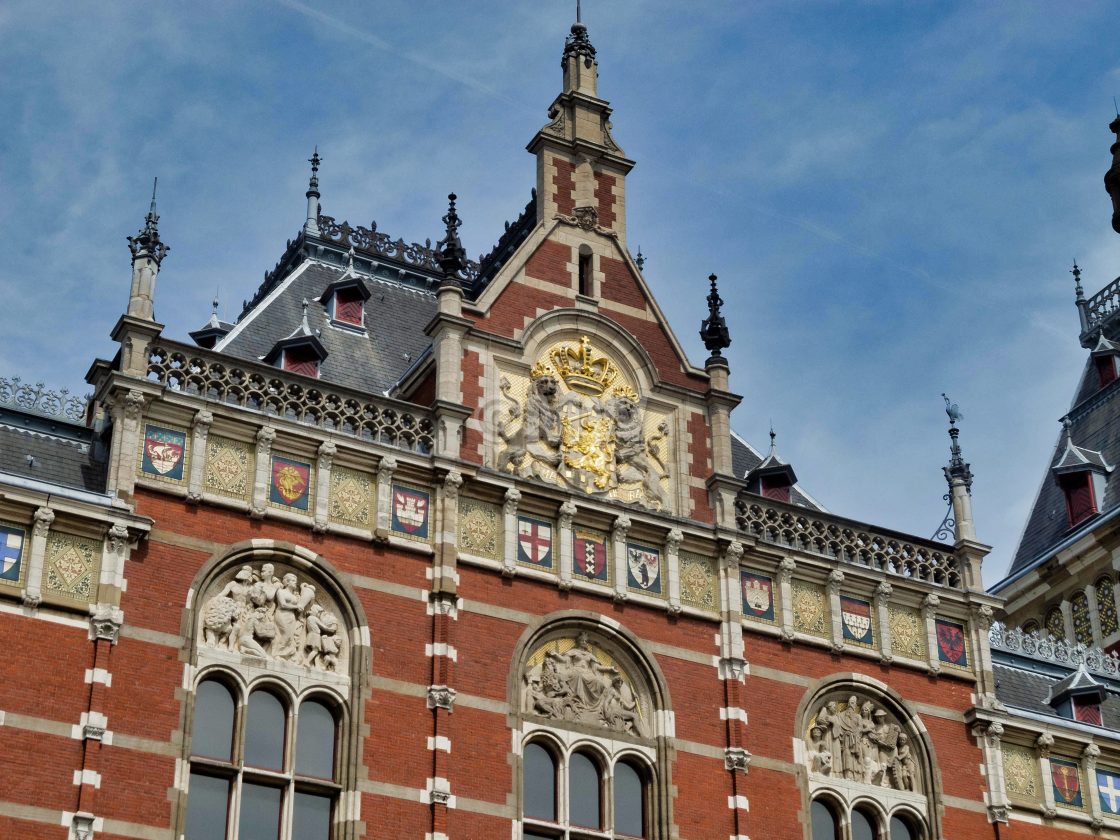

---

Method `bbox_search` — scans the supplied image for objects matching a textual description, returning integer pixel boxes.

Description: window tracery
[1097,576,1119,638]
[1046,607,1067,641]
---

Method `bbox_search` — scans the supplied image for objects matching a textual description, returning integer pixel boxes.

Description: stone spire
[527,15,635,241]
[305,148,322,237]
[436,193,468,282]
[1105,113,1120,234]
[1073,261,1091,337]
[125,178,168,321]
[699,273,731,365]
[941,394,976,542]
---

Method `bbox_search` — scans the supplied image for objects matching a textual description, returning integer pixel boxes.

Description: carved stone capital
[558,500,578,527]
[666,602,682,617]
[427,684,457,711]
[186,490,203,505]
[107,523,130,554]
[1035,732,1054,757]
[978,721,1004,745]
[987,805,1011,825]
[1091,816,1105,831]
[503,487,522,515]
[1042,806,1057,820]
[21,591,41,608]
[255,426,276,455]
[123,389,145,421]
[90,605,124,644]
[879,652,894,666]
[827,569,844,595]
[311,519,330,535]
[874,581,893,602]
[317,440,337,470]
[71,812,96,840]
[612,514,631,540]
[971,603,994,629]
[613,590,629,603]
[725,539,744,561]
[83,724,105,741]
[778,556,796,583]
[927,660,941,677]
[781,627,797,643]
[443,469,463,499]
[1083,742,1101,765]
[430,788,453,806]
[33,506,55,537]
[378,456,398,481]
[922,592,941,618]
[192,409,214,435]
[719,656,747,680]
[830,640,846,655]
[666,528,683,552]
[430,591,458,618]
[250,504,268,520]
[724,746,752,774]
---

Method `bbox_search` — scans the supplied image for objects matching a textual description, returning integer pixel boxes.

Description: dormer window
[761,476,791,503]
[263,301,329,380]
[281,346,321,378]
[745,430,798,504]
[1097,355,1118,388]
[1047,664,1107,727]
[1059,471,1098,527]
[332,288,365,327]
[1073,697,1103,726]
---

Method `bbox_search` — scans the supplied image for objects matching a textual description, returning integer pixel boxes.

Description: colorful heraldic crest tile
[44,533,97,603]
[840,596,874,646]
[741,571,776,623]
[626,543,662,595]
[205,436,252,500]
[573,528,609,584]
[935,618,968,668]
[140,424,187,482]
[458,498,501,560]
[1097,769,1120,816]
[679,552,717,611]
[0,523,25,586]
[1051,758,1084,809]
[328,466,373,528]
[517,515,554,570]
[269,455,312,512]
[391,484,430,542]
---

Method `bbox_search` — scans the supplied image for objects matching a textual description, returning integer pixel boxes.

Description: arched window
[516,623,667,839]
[1071,591,1093,645]
[1097,576,1119,638]
[182,553,362,840]
[1021,619,1040,635]
[186,682,341,840]
[802,686,935,840]
[1046,607,1066,641]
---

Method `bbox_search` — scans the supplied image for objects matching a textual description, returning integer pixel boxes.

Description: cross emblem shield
[1097,770,1120,814]
[574,531,608,582]
[517,516,554,568]
[0,525,24,582]
[1051,759,1083,807]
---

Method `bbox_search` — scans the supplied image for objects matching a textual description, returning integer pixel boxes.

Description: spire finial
[769,424,777,456]
[699,273,731,362]
[304,149,322,236]
[127,177,169,266]
[941,393,973,493]
[576,0,582,23]
[635,246,645,271]
[1072,261,1085,300]
[346,245,356,275]
[299,298,312,335]
[308,147,321,192]
[1105,111,1120,234]
[436,192,468,281]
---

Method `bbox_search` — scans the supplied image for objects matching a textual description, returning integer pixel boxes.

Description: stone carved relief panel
[1002,744,1039,799]
[523,632,649,737]
[793,581,828,637]
[889,605,926,660]
[44,533,98,602]
[459,498,502,560]
[204,436,252,500]
[199,563,348,673]
[805,694,922,793]
[679,551,717,611]
[496,337,672,512]
[328,466,373,528]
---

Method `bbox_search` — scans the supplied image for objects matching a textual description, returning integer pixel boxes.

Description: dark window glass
[240,783,282,840]
[191,680,235,760]
[184,772,229,839]
[1061,472,1097,527]
[245,691,286,770]
[523,743,557,821]
[890,815,914,840]
[296,701,336,779]
[293,791,333,840]
[613,761,645,837]
[811,800,837,840]
[578,253,593,296]
[569,752,601,829]
[852,808,877,840]
[523,834,554,840]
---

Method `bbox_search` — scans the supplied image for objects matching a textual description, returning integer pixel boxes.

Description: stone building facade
[0,16,1115,840]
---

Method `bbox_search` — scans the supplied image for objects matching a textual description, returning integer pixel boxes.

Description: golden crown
[530,361,553,380]
[549,336,619,396]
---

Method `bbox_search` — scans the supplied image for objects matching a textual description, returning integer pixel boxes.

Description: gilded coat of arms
[497,337,670,510]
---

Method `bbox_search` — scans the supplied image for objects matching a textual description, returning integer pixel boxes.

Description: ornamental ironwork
[145,341,434,454]
[736,497,962,588]
[0,377,88,423]
[317,215,479,284]
[989,621,1120,678]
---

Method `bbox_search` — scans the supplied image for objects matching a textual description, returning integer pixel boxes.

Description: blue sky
[1,1,1118,585]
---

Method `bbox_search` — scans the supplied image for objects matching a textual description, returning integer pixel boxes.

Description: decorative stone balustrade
[145,341,435,454]
[736,497,962,589]
[0,376,88,423]
[989,621,1120,678]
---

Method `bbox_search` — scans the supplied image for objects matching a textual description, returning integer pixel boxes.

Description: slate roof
[1007,359,1120,576]
[0,408,106,494]
[993,653,1120,730]
[216,260,438,395]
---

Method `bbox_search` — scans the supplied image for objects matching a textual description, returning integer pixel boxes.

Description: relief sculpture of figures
[498,337,670,510]
[201,563,346,672]
[806,695,921,793]
[523,632,648,737]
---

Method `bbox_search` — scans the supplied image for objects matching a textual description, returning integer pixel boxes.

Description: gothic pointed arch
[796,675,942,840]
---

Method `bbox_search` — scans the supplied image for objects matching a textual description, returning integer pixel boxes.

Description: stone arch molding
[513,614,670,740]
[190,541,366,680]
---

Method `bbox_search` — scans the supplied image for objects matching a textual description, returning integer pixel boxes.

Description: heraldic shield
[1051,758,1083,807]
[935,619,967,667]
[740,571,775,622]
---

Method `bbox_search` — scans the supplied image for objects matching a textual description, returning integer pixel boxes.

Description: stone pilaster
[611,514,631,602]
[558,500,577,590]
[1084,742,1103,828]
[665,528,683,615]
[502,488,521,577]
[312,441,336,533]
[971,721,1009,824]
[922,593,941,675]
[106,388,147,500]
[874,582,893,664]
[374,456,398,538]
[1036,732,1058,819]
[22,506,54,607]
[185,409,213,503]
[778,557,796,643]
[250,426,276,518]
[827,569,845,654]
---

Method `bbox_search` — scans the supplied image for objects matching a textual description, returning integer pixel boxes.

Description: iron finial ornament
[436,192,468,281]
[1072,261,1085,301]
[1105,110,1120,234]
[308,147,322,195]
[127,176,169,266]
[699,273,731,362]
[576,0,582,24]
[564,8,596,64]
[941,393,972,493]
[635,246,645,270]
[769,424,777,457]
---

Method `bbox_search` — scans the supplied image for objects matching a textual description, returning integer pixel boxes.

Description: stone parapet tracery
[989,621,1120,677]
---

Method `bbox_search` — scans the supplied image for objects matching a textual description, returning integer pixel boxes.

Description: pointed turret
[745,428,798,502]
[305,148,322,237]
[1072,261,1091,337]
[528,13,635,241]
[1105,114,1120,234]
[189,295,232,349]
[125,178,169,321]
[436,193,468,282]
[700,273,731,365]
